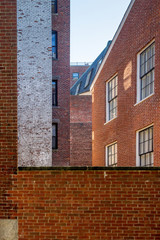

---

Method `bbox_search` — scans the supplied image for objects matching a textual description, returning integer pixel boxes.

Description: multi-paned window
[138,42,155,101]
[52,0,57,14]
[72,72,79,81]
[52,123,58,149]
[52,31,57,59]
[107,75,118,121]
[138,126,153,166]
[52,80,57,106]
[106,142,117,167]
[84,69,92,88]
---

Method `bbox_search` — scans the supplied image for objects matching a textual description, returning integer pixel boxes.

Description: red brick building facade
[52,0,70,166]
[91,0,160,167]
[70,64,89,88]
[70,95,92,166]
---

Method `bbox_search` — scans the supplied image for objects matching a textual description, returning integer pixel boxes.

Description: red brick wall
[0,0,17,218]
[70,95,92,166]
[70,65,89,88]
[52,0,70,166]
[8,168,160,239]
[92,0,160,166]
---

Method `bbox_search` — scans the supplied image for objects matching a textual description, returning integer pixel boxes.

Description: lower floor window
[52,123,58,149]
[139,126,153,166]
[106,142,117,167]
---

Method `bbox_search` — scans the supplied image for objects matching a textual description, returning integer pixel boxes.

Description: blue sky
[71,0,131,63]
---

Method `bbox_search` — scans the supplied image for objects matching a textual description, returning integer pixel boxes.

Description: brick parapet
[7,168,160,239]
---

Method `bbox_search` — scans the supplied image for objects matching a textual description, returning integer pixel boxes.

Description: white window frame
[105,141,117,167]
[136,124,154,167]
[106,74,118,123]
[136,40,155,104]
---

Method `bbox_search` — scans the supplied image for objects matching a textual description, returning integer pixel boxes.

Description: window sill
[52,13,58,16]
[52,106,60,108]
[134,93,154,107]
[104,117,117,125]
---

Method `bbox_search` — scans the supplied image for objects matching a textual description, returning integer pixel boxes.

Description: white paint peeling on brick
[17,0,52,166]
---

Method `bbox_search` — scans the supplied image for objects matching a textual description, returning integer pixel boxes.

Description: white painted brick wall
[17,0,52,166]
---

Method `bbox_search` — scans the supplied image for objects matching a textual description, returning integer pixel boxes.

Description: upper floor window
[52,80,57,106]
[106,142,117,167]
[137,126,153,166]
[52,31,57,59]
[72,72,79,81]
[137,42,155,102]
[96,58,102,73]
[52,0,57,13]
[106,75,118,122]
[52,123,58,149]
[75,82,81,95]
[84,69,92,88]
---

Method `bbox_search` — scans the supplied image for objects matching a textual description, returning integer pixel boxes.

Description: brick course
[0,0,17,218]
[92,0,160,166]
[7,168,160,239]
[52,0,70,166]
[70,95,92,166]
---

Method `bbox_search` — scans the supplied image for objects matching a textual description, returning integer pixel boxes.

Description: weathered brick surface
[92,0,160,166]
[70,65,89,88]
[7,168,160,239]
[0,0,17,218]
[70,96,92,166]
[52,0,70,166]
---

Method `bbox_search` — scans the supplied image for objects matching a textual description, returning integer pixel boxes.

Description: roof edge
[90,0,135,91]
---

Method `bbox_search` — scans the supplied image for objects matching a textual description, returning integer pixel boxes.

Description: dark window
[52,80,57,106]
[72,72,79,81]
[52,0,57,13]
[52,124,58,149]
[52,31,57,59]
[140,43,155,100]
[96,58,102,73]
[139,126,153,166]
[108,76,118,120]
[75,82,81,95]
[84,69,92,88]
[107,143,117,167]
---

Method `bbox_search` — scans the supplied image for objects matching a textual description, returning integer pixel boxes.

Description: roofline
[90,0,135,91]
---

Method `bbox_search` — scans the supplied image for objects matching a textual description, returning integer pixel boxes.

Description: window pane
[52,81,57,106]
[52,31,57,59]
[52,124,57,149]
[72,73,79,80]
[139,126,153,166]
[107,143,117,167]
[52,0,57,13]
[140,43,155,100]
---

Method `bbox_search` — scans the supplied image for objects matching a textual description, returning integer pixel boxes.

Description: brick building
[91,0,160,167]
[70,63,90,88]
[52,0,70,166]
[70,42,111,166]
[1,1,160,239]
[16,0,70,167]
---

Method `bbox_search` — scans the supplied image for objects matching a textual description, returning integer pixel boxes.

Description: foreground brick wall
[8,168,160,239]
[70,65,89,88]
[92,0,160,166]
[52,0,70,166]
[0,0,17,218]
[70,96,92,166]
